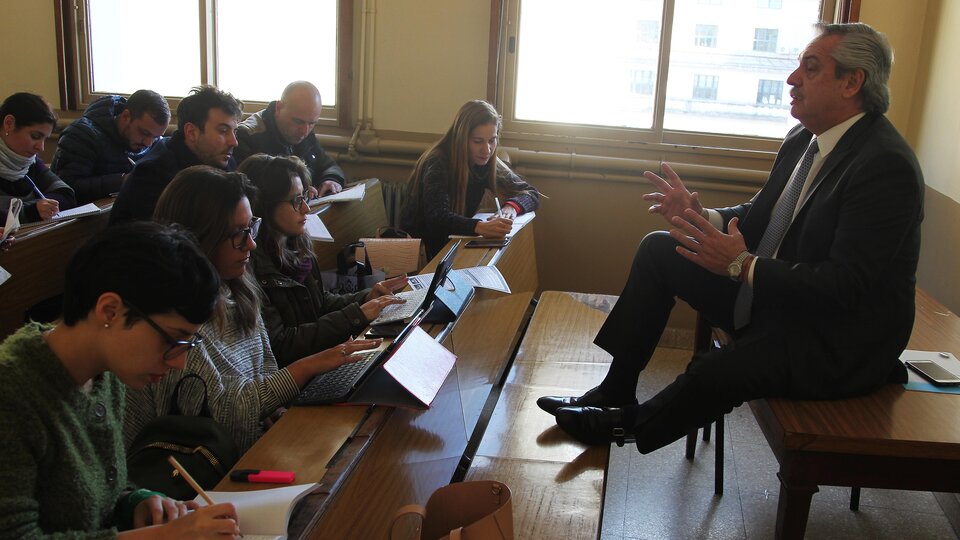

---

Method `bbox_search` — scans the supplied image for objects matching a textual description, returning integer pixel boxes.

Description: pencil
[167,455,214,505]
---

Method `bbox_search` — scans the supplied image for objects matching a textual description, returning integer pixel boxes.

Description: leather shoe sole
[555,406,634,447]
[537,386,638,416]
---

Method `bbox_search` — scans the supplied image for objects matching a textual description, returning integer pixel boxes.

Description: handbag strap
[389,504,426,540]
[168,373,214,418]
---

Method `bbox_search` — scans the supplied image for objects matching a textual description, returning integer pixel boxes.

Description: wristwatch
[727,251,752,281]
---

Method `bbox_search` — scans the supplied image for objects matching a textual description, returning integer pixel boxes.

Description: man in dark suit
[538,22,925,454]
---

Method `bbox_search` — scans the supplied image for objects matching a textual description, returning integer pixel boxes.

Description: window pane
[217,0,337,105]
[88,0,200,96]
[663,0,819,137]
[515,0,664,129]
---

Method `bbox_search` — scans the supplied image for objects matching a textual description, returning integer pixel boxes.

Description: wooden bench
[464,291,617,539]
[752,287,960,539]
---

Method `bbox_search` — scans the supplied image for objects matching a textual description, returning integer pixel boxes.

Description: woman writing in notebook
[400,99,540,259]
[0,221,241,538]
[239,154,406,367]
[123,166,381,454]
[0,92,76,223]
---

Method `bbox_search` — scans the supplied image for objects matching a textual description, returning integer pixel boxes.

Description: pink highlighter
[229,469,296,484]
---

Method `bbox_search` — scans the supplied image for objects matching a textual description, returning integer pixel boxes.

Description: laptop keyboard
[295,349,380,405]
[371,289,428,325]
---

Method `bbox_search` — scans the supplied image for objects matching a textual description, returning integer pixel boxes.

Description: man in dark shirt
[52,90,169,203]
[235,81,345,198]
[110,86,242,224]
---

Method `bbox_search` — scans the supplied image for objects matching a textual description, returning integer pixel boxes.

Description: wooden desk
[752,287,960,539]
[0,200,112,338]
[310,179,388,270]
[466,291,616,539]
[215,224,539,540]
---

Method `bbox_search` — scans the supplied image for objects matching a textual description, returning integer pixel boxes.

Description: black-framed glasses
[289,193,308,210]
[228,216,261,249]
[125,302,204,361]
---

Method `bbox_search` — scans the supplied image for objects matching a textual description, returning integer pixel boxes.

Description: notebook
[294,306,432,406]
[368,241,460,326]
[198,482,317,540]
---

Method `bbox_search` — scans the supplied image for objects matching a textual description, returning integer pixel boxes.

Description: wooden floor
[601,346,960,540]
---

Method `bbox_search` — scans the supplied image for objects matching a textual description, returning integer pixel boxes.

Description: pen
[168,456,245,537]
[24,175,47,200]
[494,197,502,217]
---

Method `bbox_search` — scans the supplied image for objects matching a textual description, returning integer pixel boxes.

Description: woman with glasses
[0,221,242,537]
[400,100,540,259]
[238,154,407,367]
[123,165,380,454]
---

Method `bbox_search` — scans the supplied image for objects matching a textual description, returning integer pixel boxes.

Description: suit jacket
[716,113,924,398]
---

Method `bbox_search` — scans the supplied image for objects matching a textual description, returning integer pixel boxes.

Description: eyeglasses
[228,216,261,249]
[124,302,204,361]
[289,193,309,210]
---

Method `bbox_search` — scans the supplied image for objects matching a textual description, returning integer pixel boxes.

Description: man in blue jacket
[52,90,169,203]
[538,23,924,455]
[235,81,346,198]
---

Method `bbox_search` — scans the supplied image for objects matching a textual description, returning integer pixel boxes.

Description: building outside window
[753,28,779,53]
[693,74,719,100]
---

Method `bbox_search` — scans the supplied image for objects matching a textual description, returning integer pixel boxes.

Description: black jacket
[110,131,235,224]
[0,159,76,223]
[52,95,151,203]
[235,102,345,188]
[251,247,370,368]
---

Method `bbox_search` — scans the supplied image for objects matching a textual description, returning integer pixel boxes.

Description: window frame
[489,0,859,156]
[54,0,354,129]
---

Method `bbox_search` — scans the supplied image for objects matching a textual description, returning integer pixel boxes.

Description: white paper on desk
[1,198,22,243]
[50,202,101,221]
[900,349,960,383]
[0,265,10,287]
[464,211,535,238]
[406,267,510,293]
[306,183,365,206]
[199,482,318,540]
[382,326,456,407]
[304,213,334,242]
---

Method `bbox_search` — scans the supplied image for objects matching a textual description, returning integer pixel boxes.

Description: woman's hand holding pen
[35,198,59,220]
[475,216,512,238]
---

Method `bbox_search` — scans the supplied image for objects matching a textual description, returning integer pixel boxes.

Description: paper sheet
[450,211,535,239]
[382,326,456,407]
[307,183,366,206]
[0,266,10,287]
[50,202,101,221]
[305,213,334,242]
[2,198,22,243]
[200,482,318,539]
[408,266,510,293]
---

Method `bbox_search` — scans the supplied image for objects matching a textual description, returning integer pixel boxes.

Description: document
[50,202,102,221]
[382,326,457,407]
[408,266,511,294]
[2,198,22,244]
[304,213,334,242]
[307,183,365,206]
[0,266,10,287]
[900,349,960,395]
[449,211,536,239]
[198,482,318,540]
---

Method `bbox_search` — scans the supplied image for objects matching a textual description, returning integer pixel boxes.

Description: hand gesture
[642,163,704,226]
[497,205,518,219]
[36,198,60,220]
[150,502,241,539]
[318,180,342,197]
[366,275,409,301]
[475,216,512,238]
[669,210,748,276]
[360,294,407,321]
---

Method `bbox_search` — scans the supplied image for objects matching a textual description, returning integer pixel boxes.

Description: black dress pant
[593,231,800,454]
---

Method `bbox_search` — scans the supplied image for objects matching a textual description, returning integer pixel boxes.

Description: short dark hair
[61,221,220,326]
[0,92,57,128]
[176,86,242,132]
[126,89,170,126]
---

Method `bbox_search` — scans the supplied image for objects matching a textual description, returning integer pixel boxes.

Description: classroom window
[499,0,827,143]
[631,70,655,95]
[753,28,779,53]
[692,75,719,100]
[694,24,719,48]
[758,0,783,8]
[756,79,784,105]
[58,0,349,124]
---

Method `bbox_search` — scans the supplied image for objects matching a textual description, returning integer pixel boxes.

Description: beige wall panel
[0,0,61,103]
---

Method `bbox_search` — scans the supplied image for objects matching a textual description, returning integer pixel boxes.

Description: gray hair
[816,22,893,114]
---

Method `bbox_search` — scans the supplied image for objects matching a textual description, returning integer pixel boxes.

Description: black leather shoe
[537,386,638,416]
[555,406,634,447]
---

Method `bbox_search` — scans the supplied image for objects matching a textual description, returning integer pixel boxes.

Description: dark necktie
[733,138,819,329]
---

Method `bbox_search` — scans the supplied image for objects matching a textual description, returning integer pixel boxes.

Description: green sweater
[0,323,131,539]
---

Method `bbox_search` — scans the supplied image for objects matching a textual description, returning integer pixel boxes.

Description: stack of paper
[305,214,334,242]
[199,483,318,540]
[307,183,366,206]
